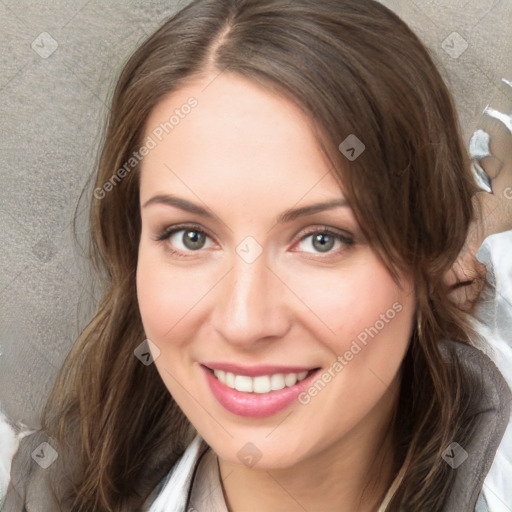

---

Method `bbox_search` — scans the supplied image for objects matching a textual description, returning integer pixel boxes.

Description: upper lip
[201,362,319,377]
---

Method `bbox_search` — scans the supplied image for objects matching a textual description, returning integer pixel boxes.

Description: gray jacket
[2,340,511,512]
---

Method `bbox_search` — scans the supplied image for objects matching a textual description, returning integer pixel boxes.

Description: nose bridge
[213,251,288,345]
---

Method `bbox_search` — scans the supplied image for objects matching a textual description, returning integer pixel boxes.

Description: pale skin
[136,72,416,511]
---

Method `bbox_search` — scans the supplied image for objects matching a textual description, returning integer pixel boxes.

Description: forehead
[139,72,345,207]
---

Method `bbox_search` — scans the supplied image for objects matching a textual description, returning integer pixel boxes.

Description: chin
[204,428,314,470]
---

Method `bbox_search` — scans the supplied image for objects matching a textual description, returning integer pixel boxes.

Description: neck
[218,377,400,512]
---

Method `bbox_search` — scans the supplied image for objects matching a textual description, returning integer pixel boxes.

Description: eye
[293,227,354,257]
[154,224,354,258]
[155,224,215,256]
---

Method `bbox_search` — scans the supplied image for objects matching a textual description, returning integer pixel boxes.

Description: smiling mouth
[203,366,319,394]
[202,364,322,417]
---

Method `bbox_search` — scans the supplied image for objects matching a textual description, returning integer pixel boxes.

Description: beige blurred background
[0,0,511,428]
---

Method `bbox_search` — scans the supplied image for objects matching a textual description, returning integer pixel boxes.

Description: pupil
[313,233,334,253]
[184,231,205,250]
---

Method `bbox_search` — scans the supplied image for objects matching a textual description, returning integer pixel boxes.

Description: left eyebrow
[277,199,350,224]
[142,194,349,223]
[142,194,216,219]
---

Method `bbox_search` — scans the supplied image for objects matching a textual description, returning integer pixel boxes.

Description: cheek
[136,257,172,340]
[335,271,411,355]
[279,253,414,356]
[290,261,414,446]
[136,247,201,397]
[136,244,211,342]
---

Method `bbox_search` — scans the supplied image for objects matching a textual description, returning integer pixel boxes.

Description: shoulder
[441,339,510,444]
[144,435,207,512]
[0,412,59,512]
[440,339,511,511]
[441,338,510,407]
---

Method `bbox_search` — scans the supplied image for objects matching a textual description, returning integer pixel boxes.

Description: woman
[2,0,511,511]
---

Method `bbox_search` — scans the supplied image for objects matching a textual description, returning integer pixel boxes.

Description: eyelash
[154,223,355,259]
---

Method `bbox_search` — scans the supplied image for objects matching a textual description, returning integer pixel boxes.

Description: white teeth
[234,375,253,392]
[253,375,271,394]
[270,373,285,391]
[213,369,310,393]
[284,373,297,387]
[226,372,235,388]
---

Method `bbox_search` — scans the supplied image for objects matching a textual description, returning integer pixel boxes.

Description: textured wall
[0,0,511,429]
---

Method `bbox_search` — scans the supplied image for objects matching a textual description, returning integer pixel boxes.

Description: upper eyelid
[156,223,352,238]
[291,228,354,252]
[298,226,353,239]
[156,224,354,250]
[156,223,211,239]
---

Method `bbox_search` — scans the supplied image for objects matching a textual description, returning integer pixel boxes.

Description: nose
[211,251,291,348]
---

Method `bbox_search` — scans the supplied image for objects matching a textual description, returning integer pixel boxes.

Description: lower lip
[202,366,319,418]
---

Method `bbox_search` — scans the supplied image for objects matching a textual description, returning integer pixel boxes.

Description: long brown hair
[40,0,483,509]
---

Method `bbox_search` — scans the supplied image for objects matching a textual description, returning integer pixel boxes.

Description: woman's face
[136,72,416,469]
